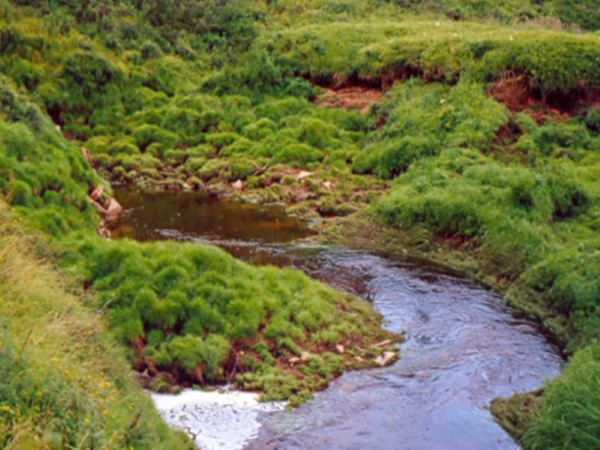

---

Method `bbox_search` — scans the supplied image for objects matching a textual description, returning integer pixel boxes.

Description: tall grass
[0,207,192,449]
[523,344,600,449]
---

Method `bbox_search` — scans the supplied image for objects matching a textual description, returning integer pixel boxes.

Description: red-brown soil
[316,86,383,114]
[488,71,600,123]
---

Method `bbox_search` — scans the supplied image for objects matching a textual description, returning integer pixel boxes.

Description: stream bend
[113,188,563,450]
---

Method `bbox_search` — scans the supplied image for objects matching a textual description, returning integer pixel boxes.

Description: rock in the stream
[104,199,123,224]
[232,179,244,191]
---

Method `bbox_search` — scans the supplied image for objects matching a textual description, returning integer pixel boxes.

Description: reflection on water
[114,188,563,450]
[111,187,316,244]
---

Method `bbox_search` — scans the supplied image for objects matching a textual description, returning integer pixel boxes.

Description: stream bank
[113,188,563,449]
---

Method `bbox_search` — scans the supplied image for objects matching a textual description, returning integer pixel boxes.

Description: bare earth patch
[316,86,383,114]
[488,72,600,123]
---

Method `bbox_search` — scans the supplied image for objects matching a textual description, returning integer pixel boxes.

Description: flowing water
[113,188,563,450]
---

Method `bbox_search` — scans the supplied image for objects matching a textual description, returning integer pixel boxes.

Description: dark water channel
[113,188,563,450]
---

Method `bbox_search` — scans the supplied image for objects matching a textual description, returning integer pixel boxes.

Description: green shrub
[108,307,144,344]
[140,0,256,49]
[355,80,506,178]
[107,138,140,156]
[207,132,241,151]
[243,118,278,141]
[0,121,36,162]
[296,117,341,150]
[584,107,600,135]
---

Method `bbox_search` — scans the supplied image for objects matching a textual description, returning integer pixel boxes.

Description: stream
[113,188,563,450]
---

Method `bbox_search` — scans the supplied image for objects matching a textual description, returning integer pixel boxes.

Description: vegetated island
[1,0,599,449]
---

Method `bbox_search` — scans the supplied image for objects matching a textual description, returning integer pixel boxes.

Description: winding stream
[113,188,563,450]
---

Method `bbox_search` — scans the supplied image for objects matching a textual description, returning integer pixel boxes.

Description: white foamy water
[151,389,286,450]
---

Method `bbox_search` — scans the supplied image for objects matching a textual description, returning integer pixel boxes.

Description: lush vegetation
[1,0,600,448]
[0,207,192,449]
[77,236,397,405]
[523,343,600,449]
[371,79,600,349]
[0,2,399,444]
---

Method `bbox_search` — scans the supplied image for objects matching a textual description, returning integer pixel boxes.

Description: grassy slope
[1,0,600,448]
[0,206,192,449]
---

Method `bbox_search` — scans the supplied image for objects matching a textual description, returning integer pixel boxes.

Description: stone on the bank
[375,351,396,367]
[375,339,392,347]
[296,170,312,180]
[90,184,104,201]
[104,199,123,224]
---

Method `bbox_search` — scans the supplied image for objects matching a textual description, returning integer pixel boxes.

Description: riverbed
[113,188,563,450]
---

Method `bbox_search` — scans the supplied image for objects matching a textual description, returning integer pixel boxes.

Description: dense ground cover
[0,4,399,444]
[79,237,397,405]
[0,206,193,449]
[1,0,600,448]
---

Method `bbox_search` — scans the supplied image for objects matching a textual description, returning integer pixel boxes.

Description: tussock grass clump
[511,248,600,351]
[354,80,507,178]
[375,84,594,291]
[76,236,399,403]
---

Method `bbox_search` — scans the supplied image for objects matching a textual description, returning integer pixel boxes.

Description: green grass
[1,0,600,447]
[0,206,192,449]
[372,79,598,347]
[265,20,600,92]
[523,344,600,449]
[72,235,398,403]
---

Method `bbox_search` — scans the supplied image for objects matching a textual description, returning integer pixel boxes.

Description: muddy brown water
[113,187,563,450]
